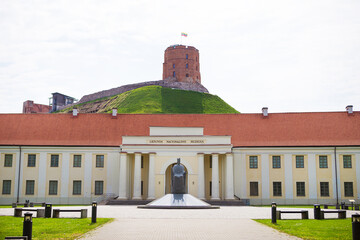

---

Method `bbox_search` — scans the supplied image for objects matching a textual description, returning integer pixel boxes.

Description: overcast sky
[0,0,359,114]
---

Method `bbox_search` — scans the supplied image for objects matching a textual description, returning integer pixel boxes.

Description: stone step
[106,200,152,205]
[106,198,248,206]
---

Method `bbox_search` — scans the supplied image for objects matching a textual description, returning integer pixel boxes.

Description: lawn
[255,219,351,240]
[0,216,113,240]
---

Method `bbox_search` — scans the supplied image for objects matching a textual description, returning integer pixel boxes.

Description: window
[173,71,176,77]
[141,156,144,169]
[50,155,59,167]
[26,180,35,195]
[209,181,212,196]
[95,181,104,195]
[49,181,58,195]
[320,182,329,197]
[28,154,36,167]
[343,155,352,168]
[2,180,11,194]
[186,54,188,59]
[296,155,304,168]
[249,156,258,169]
[73,155,81,167]
[4,154,13,167]
[173,63,175,68]
[250,182,258,196]
[272,156,281,168]
[196,56,198,62]
[73,181,82,195]
[344,182,353,197]
[273,182,282,196]
[209,156,212,168]
[186,63,188,68]
[296,182,305,196]
[96,155,104,168]
[319,156,328,168]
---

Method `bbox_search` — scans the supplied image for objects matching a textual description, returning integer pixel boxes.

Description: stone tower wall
[163,45,201,83]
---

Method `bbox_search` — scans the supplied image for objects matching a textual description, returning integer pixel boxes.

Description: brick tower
[162,45,201,83]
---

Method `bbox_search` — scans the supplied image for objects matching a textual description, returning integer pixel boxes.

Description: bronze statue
[171,158,186,194]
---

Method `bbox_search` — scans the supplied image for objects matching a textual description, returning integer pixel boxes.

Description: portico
[117,127,235,200]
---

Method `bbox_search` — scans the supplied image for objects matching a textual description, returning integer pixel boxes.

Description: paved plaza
[1,205,356,239]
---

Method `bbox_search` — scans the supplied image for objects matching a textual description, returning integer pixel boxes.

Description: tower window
[186,54,188,59]
[196,66,198,71]
[173,71,176,77]
[196,57,198,62]
[186,63,188,69]
[173,64,175,69]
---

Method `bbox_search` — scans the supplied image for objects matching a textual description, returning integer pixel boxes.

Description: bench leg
[324,205,328,209]
[338,212,346,219]
[302,212,309,219]
[37,209,45,218]
[320,211,324,220]
[53,210,59,218]
[14,209,22,217]
[81,209,88,218]
[12,203,17,208]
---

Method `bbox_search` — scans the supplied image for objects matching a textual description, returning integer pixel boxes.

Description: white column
[38,153,47,200]
[118,153,127,199]
[133,153,142,199]
[198,154,205,199]
[308,154,317,199]
[211,154,220,200]
[284,154,293,200]
[147,153,155,200]
[225,153,235,200]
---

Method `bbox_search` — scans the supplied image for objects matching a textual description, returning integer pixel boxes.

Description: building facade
[0,110,359,205]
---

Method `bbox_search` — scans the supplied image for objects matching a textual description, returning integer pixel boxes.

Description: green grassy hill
[58,85,239,114]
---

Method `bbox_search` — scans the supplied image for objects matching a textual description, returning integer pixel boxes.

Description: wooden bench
[29,202,46,207]
[12,202,30,208]
[320,210,346,219]
[5,237,28,239]
[323,204,339,209]
[276,210,308,220]
[14,208,45,218]
[52,209,87,218]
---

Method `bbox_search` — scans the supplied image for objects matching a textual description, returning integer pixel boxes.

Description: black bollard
[92,201,97,223]
[314,204,321,220]
[45,203,52,218]
[24,200,29,207]
[23,212,33,240]
[352,214,360,240]
[271,202,277,224]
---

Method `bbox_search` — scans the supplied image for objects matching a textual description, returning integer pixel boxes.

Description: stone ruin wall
[76,77,209,105]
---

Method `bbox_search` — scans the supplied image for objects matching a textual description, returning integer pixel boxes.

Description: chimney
[112,108,118,118]
[262,107,268,117]
[73,108,78,117]
[346,105,353,114]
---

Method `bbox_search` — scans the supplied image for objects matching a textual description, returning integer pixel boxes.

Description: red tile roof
[0,112,359,147]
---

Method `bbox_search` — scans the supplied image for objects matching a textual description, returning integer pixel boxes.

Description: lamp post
[352,214,360,240]
[23,212,33,240]
[92,201,97,223]
[350,200,355,211]
[271,202,277,224]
